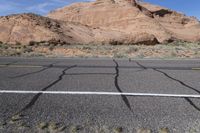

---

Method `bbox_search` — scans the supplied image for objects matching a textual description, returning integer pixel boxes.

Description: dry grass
[0,41,200,58]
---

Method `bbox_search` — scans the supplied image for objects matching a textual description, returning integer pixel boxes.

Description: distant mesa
[0,0,200,45]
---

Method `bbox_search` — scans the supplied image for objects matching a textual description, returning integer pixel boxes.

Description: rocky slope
[48,0,200,43]
[0,0,200,45]
[0,13,95,44]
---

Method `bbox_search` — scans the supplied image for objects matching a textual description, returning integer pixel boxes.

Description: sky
[0,0,199,20]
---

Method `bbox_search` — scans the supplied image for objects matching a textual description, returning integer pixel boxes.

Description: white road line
[0,90,200,98]
[192,68,200,70]
[0,65,43,68]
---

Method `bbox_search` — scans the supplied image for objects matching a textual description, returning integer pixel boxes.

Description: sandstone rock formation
[0,0,200,45]
[0,13,158,45]
[48,0,200,43]
[0,13,94,44]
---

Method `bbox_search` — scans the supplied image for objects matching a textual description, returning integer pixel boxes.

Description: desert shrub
[48,39,59,46]
[15,52,21,56]
[113,53,126,58]
[0,41,2,44]
[126,47,138,53]
[24,47,33,53]
[15,42,21,45]
[168,41,188,46]
[82,46,92,50]
[60,41,70,46]
[29,41,36,46]
[49,45,55,51]
[10,51,21,56]
[3,45,8,49]
[0,44,9,51]
[171,51,177,57]
[109,40,123,45]
[113,127,123,133]
[136,54,145,58]
[42,42,51,46]
[40,41,46,43]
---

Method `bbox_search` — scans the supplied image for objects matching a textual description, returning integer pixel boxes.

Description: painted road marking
[192,68,200,70]
[0,64,199,70]
[1,90,200,98]
[0,64,43,68]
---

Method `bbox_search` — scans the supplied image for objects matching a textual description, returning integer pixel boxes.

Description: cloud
[26,3,54,14]
[50,0,70,4]
[0,0,97,16]
[0,1,25,15]
[25,0,73,14]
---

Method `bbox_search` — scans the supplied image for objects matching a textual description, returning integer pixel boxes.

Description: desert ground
[0,41,200,58]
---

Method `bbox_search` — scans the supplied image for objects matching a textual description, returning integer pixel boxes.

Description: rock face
[0,13,94,44]
[48,0,200,43]
[0,0,200,45]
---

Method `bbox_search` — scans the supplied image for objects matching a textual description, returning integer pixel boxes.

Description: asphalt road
[0,57,200,133]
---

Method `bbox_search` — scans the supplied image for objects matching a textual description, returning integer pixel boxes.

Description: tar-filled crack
[153,69,200,94]
[135,61,147,70]
[134,61,200,112]
[65,73,115,75]
[10,63,57,78]
[17,65,77,114]
[113,59,132,112]
[185,98,200,112]
[153,69,200,112]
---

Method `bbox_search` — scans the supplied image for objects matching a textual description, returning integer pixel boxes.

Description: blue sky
[0,0,199,20]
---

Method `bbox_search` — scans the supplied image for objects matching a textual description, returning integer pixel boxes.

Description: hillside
[0,0,200,45]
[0,13,95,45]
[48,0,200,43]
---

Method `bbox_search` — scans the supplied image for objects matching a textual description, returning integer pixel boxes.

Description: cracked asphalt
[0,57,200,133]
